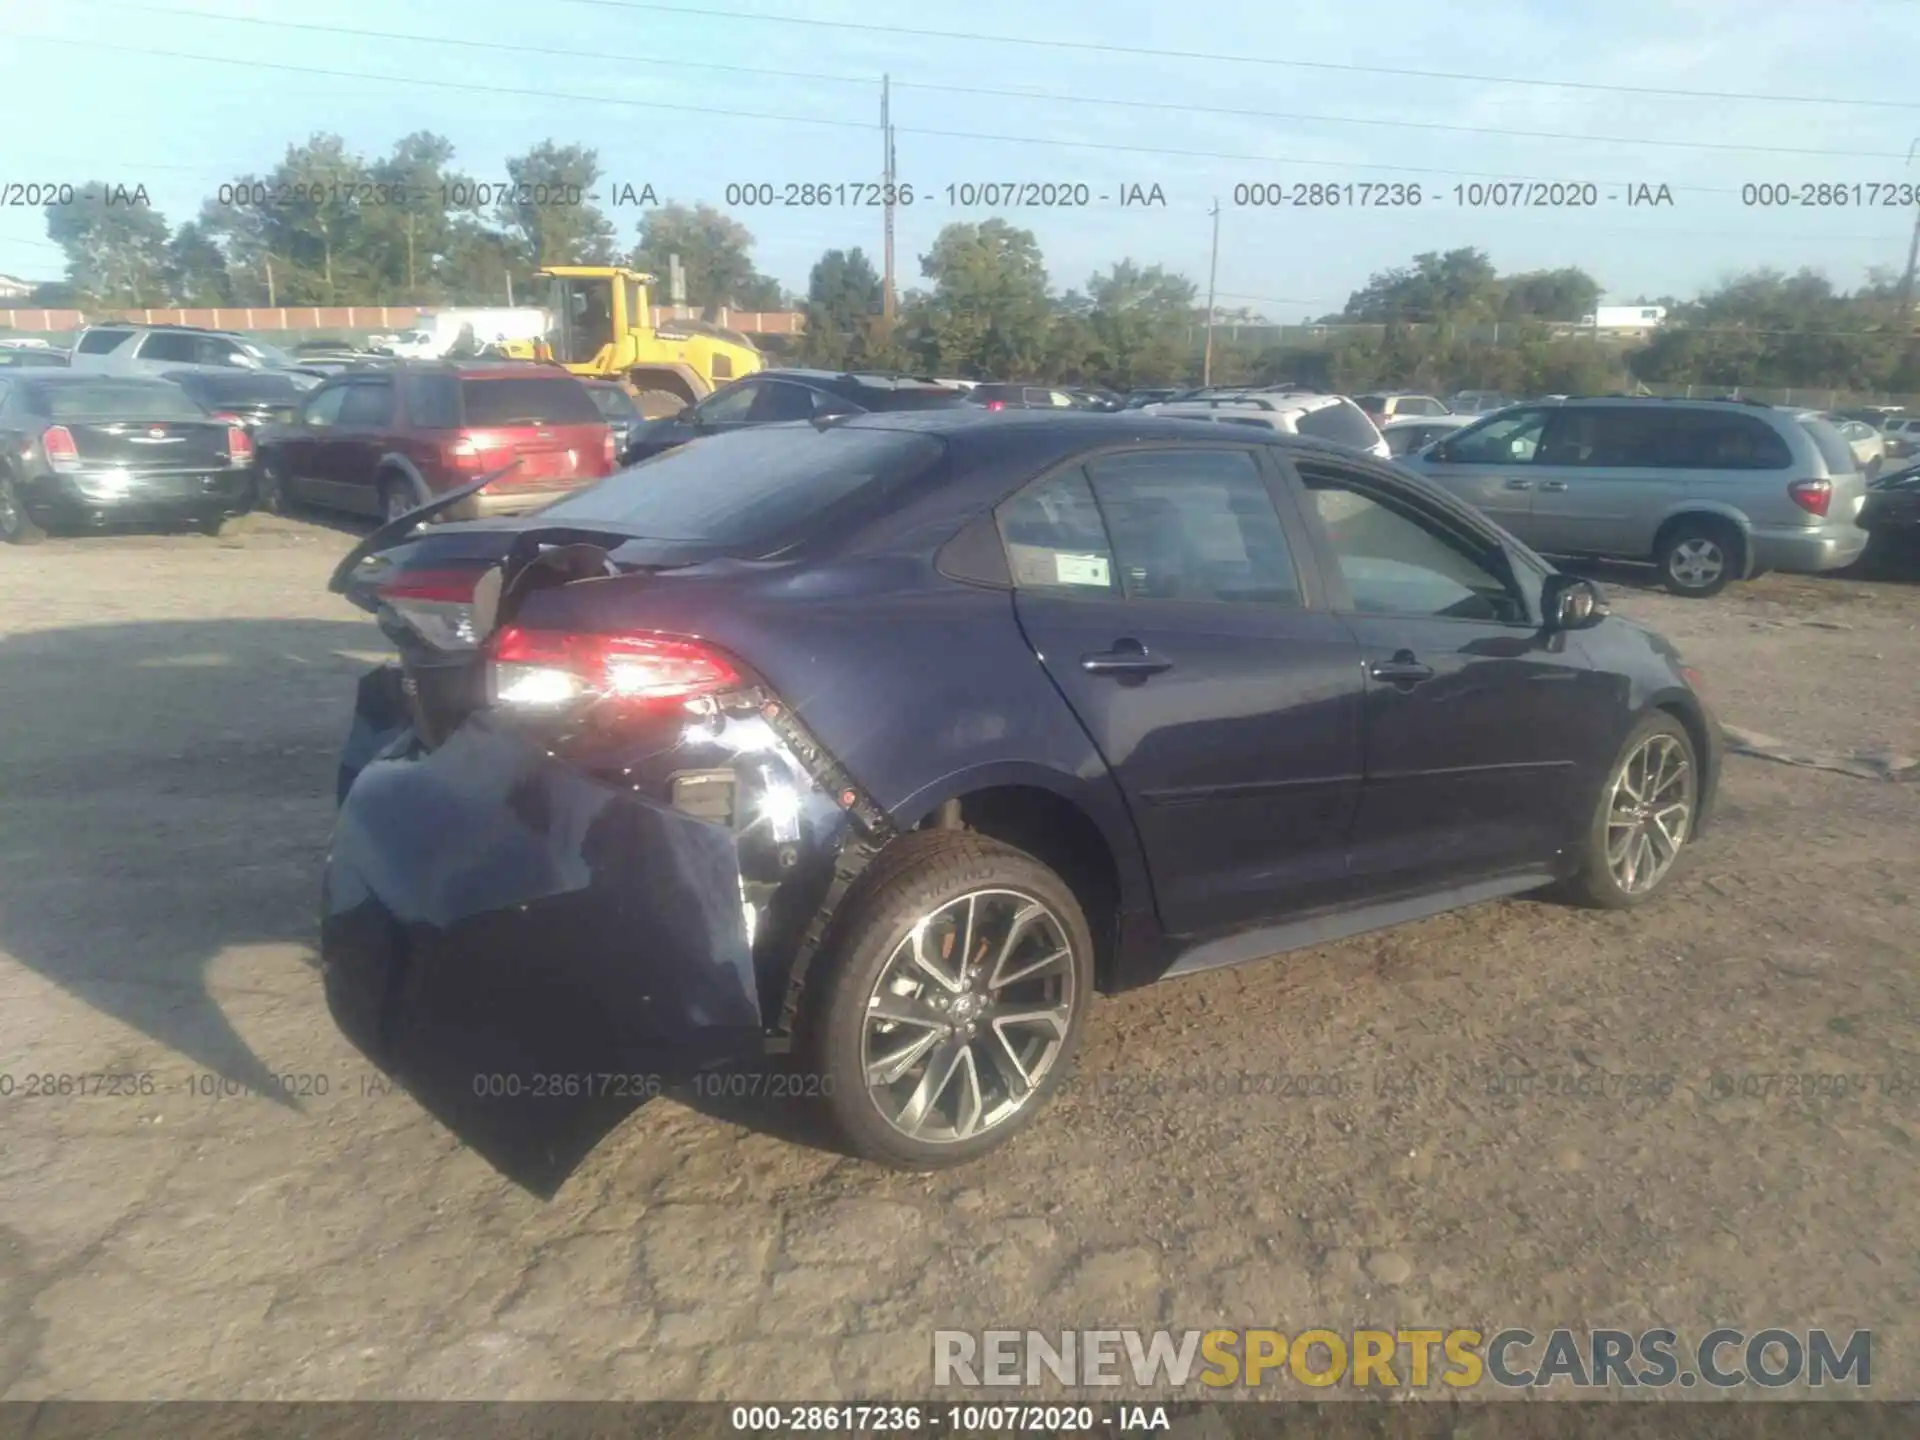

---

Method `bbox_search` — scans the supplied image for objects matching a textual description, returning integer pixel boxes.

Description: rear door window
[301,385,349,428]
[337,379,395,427]
[1085,448,1301,605]
[460,375,601,425]
[75,329,131,355]
[403,373,461,428]
[997,468,1118,593]
[746,380,818,423]
[136,332,199,363]
[1441,407,1547,465]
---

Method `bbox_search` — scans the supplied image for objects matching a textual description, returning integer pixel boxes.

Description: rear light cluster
[602,427,617,471]
[42,425,80,472]
[1788,478,1832,517]
[446,434,516,474]
[488,627,740,714]
[376,568,483,651]
[226,426,253,468]
[984,400,1006,411]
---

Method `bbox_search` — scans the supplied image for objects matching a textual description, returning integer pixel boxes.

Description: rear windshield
[74,329,131,355]
[533,425,946,547]
[26,380,205,421]
[1295,398,1384,450]
[460,376,601,426]
[1795,414,1858,474]
[868,388,969,412]
[174,372,303,404]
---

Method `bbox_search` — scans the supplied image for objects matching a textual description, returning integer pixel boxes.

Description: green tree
[916,220,1052,378]
[1341,248,1502,323]
[1081,260,1197,387]
[363,131,473,301]
[632,203,783,315]
[163,220,232,305]
[496,142,616,284]
[1500,267,1601,322]
[796,247,882,368]
[44,185,171,304]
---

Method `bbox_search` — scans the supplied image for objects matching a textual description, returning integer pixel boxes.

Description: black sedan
[625,369,967,462]
[161,369,307,431]
[323,412,1720,1170]
[0,375,256,542]
[583,379,646,464]
[1860,461,1920,552]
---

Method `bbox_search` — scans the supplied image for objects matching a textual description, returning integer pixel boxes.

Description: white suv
[1142,392,1390,459]
[67,325,320,388]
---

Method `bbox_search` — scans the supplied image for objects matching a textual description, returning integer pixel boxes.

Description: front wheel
[1655,519,1739,598]
[805,832,1095,1170]
[1559,713,1699,910]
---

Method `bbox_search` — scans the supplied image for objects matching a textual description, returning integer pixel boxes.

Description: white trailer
[382,308,551,358]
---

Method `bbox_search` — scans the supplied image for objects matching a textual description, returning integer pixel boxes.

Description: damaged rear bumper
[323,665,863,1079]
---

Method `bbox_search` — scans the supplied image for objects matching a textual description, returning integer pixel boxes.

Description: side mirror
[1541,573,1609,631]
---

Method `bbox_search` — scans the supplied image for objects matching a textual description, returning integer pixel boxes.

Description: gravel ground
[1,515,1916,1401]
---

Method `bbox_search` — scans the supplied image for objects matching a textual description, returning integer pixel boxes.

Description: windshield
[533,425,946,547]
[29,380,207,421]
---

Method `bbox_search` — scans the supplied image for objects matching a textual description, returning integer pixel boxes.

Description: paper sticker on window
[1054,552,1111,587]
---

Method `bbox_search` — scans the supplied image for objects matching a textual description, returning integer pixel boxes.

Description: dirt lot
[1,515,1916,1402]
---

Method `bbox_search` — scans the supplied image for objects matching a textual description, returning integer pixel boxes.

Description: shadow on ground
[0,614,854,1197]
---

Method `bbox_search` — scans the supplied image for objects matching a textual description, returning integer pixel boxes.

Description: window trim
[300,382,350,428]
[990,439,1330,612]
[746,378,822,424]
[1277,451,1541,629]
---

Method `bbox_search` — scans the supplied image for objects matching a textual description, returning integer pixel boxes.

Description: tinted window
[460,376,600,425]
[337,380,395,426]
[997,468,1117,594]
[972,385,1022,403]
[1294,398,1383,451]
[696,380,762,424]
[75,329,131,355]
[533,426,945,547]
[1086,449,1300,605]
[747,380,818,423]
[1386,425,1431,457]
[1676,411,1791,469]
[1441,408,1548,464]
[587,386,640,423]
[1299,463,1524,623]
[136,332,199,363]
[25,380,204,421]
[1796,414,1858,474]
[1353,394,1385,415]
[176,371,303,405]
[869,387,969,413]
[302,386,349,427]
[404,373,461,428]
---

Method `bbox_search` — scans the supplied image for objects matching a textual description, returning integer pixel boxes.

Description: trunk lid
[57,418,235,472]
[457,374,613,490]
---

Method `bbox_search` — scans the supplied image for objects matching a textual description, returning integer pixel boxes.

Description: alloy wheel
[860,889,1077,1145]
[1605,732,1694,895]
[1667,538,1725,590]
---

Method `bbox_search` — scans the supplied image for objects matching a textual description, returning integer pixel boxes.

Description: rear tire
[0,477,45,545]
[1558,712,1699,910]
[197,514,227,538]
[255,460,290,516]
[803,831,1095,1171]
[1655,518,1739,598]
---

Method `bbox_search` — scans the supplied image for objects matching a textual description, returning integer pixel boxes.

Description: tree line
[26,130,1920,396]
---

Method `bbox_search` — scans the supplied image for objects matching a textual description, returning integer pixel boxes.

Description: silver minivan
[1400,398,1870,596]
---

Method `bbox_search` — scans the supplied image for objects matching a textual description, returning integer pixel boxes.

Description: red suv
[257,362,616,521]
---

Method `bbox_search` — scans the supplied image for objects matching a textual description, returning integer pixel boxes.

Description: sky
[2,0,1918,316]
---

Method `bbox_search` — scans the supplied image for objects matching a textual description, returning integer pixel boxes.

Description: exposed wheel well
[628,367,699,413]
[1653,511,1748,574]
[909,785,1123,990]
[1656,699,1713,791]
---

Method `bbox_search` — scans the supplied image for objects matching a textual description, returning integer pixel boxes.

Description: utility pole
[264,254,276,307]
[882,75,897,327]
[1202,200,1220,386]
[1898,138,1920,332]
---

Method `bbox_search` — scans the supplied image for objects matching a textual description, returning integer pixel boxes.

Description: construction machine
[531,265,763,417]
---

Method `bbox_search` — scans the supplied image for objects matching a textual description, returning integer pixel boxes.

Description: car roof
[759,368,957,397]
[1380,413,1472,427]
[837,407,1365,454]
[16,372,182,386]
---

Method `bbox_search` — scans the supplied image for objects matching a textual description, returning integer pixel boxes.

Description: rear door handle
[1082,640,1173,677]
[1503,477,1533,490]
[1538,480,1569,492]
[1369,651,1435,686]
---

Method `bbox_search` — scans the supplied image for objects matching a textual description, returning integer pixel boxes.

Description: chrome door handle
[1503,477,1533,490]
[1538,480,1569,492]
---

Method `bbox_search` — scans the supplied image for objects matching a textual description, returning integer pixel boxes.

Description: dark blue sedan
[323,411,1721,1169]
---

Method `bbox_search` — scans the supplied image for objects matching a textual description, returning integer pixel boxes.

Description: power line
[0,35,1761,195]
[556,0,1920,112]
[57,0,1918,162]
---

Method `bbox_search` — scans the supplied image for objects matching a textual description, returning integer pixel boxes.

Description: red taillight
[1788,478,1832,517]
[42,424,80,472]
[226,425,254,467]
[447,433,509,472]
[488,626,739,713]
[376,567,482,650]
[602,427,617,471]
[212,411,243,424]
[985,400,1006,411]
